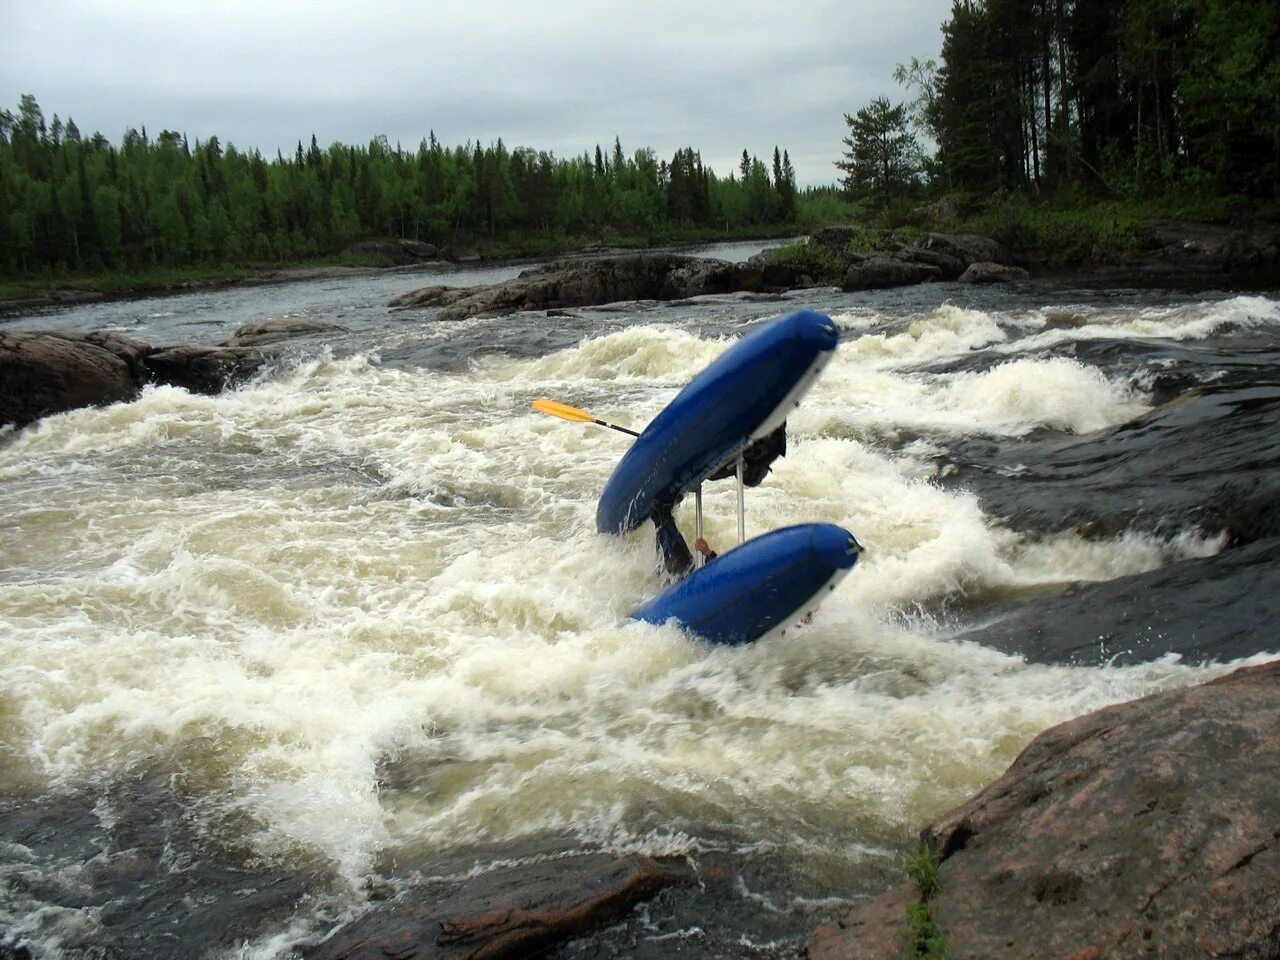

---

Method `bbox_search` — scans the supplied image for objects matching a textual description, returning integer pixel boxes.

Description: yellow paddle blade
[532,399,596,423]
[532,398,640,437]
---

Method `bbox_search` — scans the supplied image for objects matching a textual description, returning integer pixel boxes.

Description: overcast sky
[2,0,952,186]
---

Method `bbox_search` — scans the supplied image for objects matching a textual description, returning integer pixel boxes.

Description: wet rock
[144,345,266,395]
[305,853,694,960]
[0,765,329,959]
[343,239,442,265]
[955,534,1280,667]
[222,317,345,347]
[958,261,1030,284]
[841,256,941,291]
[388,285,472,311]
[0,331,147,428]
[395,254,760,321]
[808,660,1280,960]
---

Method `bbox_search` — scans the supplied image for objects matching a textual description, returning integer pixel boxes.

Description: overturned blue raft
[596,309,839,536]
[592,308,858,646]
[632,523,861,645]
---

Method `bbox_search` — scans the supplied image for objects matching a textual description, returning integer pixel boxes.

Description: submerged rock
[0,331,148,428]
[305,852,694,960]
[809,660,1280,960]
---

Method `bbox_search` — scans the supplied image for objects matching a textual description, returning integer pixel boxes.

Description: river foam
[0,296,1263,933]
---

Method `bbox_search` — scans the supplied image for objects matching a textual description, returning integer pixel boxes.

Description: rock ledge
[810,660,1280,960]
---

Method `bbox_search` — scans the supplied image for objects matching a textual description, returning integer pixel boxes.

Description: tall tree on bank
[924,0,1280,198]
[835,96,921,206]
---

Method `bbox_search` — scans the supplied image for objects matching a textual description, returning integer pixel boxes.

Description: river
[2,242,1278,958]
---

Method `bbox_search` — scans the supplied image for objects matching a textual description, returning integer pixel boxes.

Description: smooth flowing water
[2,247,1278,958]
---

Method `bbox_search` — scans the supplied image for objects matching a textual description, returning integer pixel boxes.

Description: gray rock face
[222,318,344,347]
[841,256,942,291]
[0,331,148,428]
[809,660,1280,960]
[958,261,1030,283]
[745,251,815,288]
[392,254,761,320]
[897,246,966,280]
[918,232,1015,267]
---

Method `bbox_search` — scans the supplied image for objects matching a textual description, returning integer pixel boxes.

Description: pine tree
[836,97,922,206]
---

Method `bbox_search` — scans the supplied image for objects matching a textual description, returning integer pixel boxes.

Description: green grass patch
[762,237,848,282]
[901,846,947,960]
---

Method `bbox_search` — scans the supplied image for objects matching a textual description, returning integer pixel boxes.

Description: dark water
[2,250,1278,958]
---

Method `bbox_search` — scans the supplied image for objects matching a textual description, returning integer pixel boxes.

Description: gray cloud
[1,0,951,185]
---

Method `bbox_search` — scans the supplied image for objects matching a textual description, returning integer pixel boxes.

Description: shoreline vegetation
[6,0,1279,312]
[4,194,1277,314]
[0,223,804,310]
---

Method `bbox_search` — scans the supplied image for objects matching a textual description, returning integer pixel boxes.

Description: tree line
[0,94,802,275]
[838,0,1279,207]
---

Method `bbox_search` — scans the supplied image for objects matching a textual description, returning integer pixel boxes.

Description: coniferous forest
[0,94,806,278]
[3,0,1277,284]
[839,0,1279,209]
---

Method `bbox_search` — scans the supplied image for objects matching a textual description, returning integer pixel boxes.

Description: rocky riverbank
[810,659,1280,960]
[382,235,1032,319]
[0,319,341,429]
[383,220,1278,322]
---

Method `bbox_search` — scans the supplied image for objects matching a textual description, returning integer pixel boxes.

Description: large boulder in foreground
[391,254,759,320]
[305,853,693,960]
[0,330,149,428]
[809,660,1280,960]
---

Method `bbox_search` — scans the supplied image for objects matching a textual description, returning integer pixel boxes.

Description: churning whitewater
[2,270,1277,957]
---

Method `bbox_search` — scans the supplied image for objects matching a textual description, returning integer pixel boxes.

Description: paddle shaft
[532,399,639,437]
[592,418,640,438]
